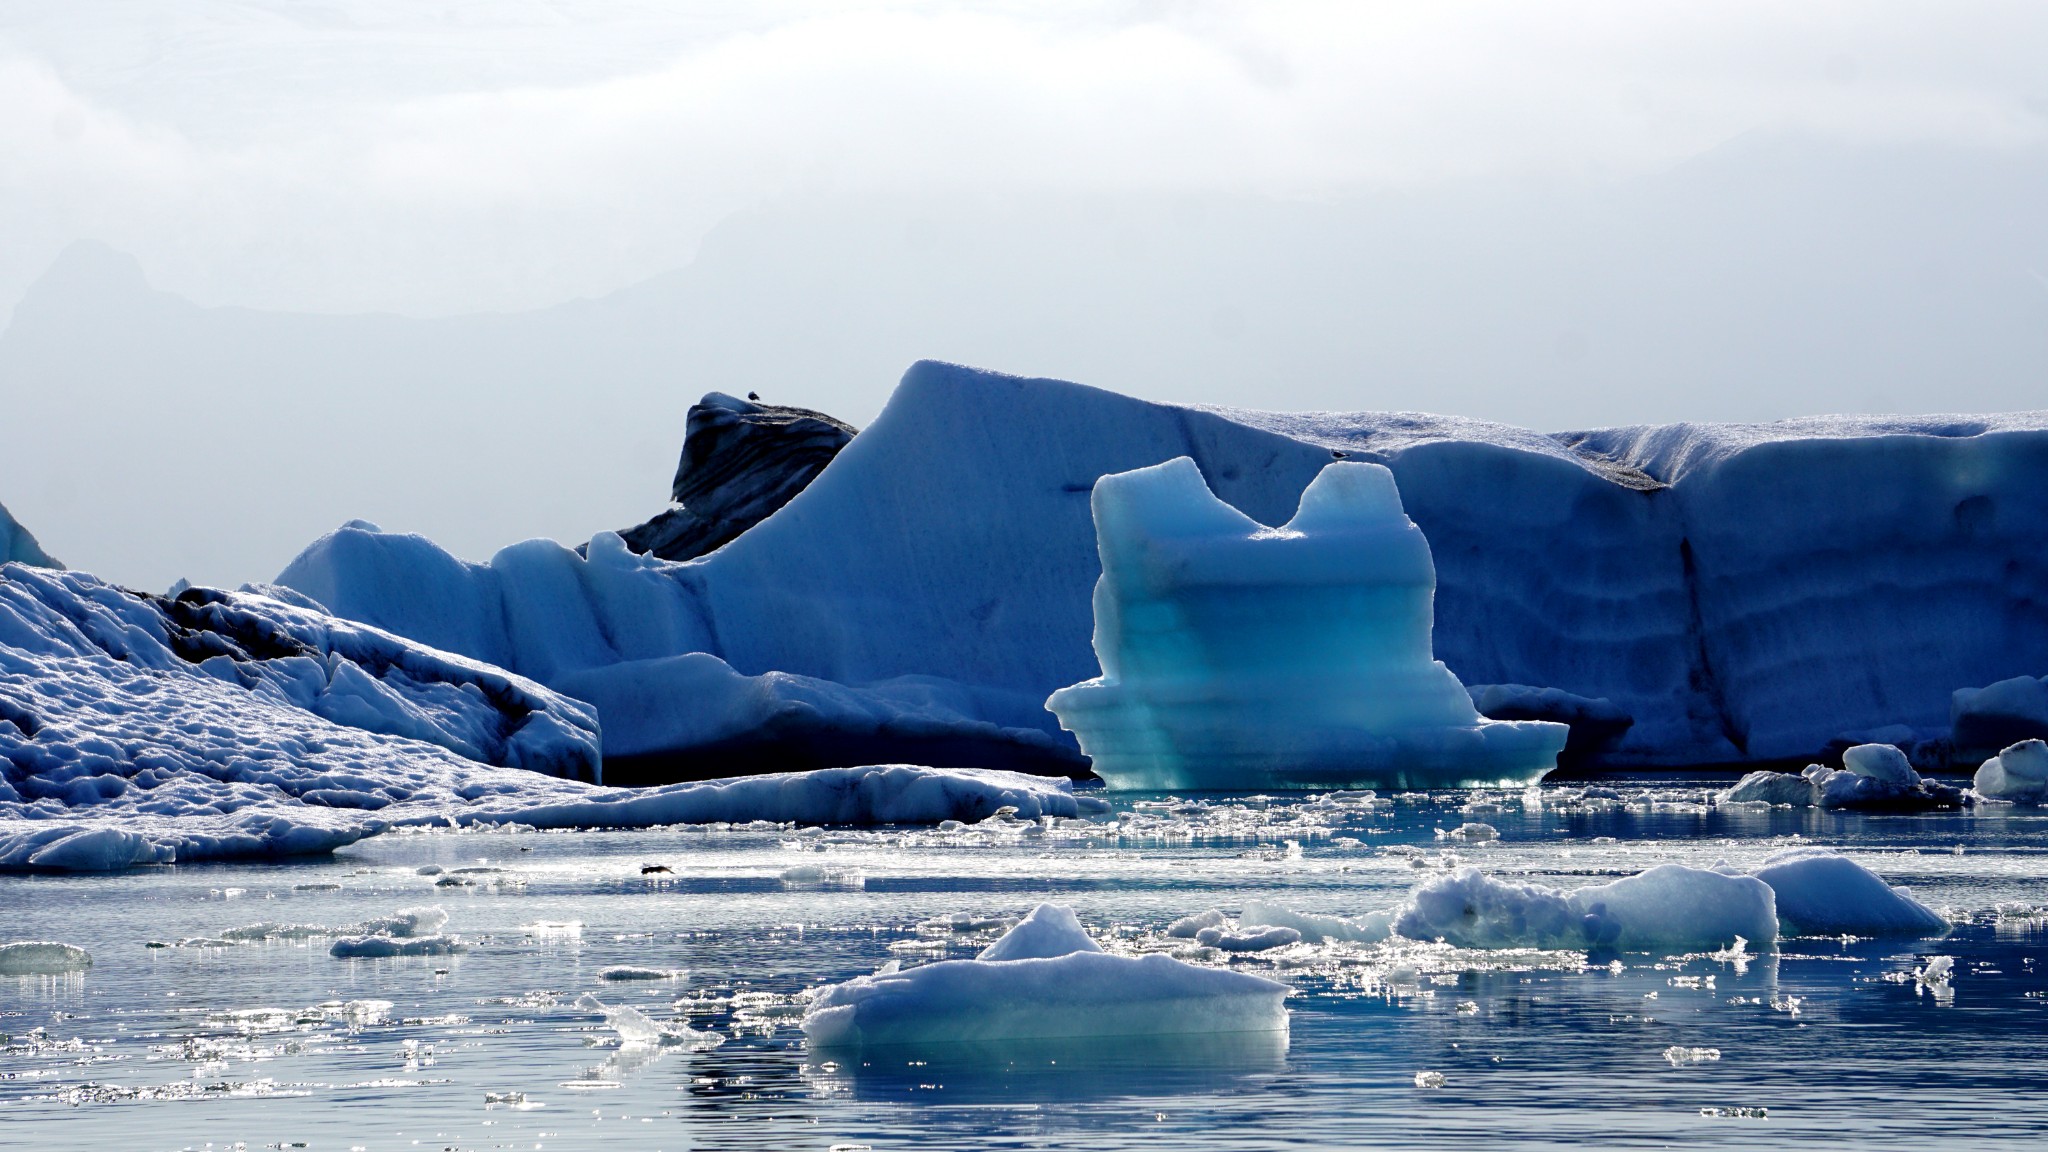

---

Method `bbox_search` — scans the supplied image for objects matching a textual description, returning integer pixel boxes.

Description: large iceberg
[0,560,1093,870]
[801,903,1290,1047]
[1045,457,1566,790]
[275,362,2048,775]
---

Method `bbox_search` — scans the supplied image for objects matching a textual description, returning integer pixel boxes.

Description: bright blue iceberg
[1045,457,1567,790]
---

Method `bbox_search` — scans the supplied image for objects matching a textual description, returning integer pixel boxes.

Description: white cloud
[2,0,2044,315]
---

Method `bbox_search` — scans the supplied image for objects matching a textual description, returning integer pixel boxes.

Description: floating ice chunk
[803,902,1290,1047]
[1973,740,2048,804]
[1718,771,1818,807]
[1663,1046,1721,1067]
[975,904,1103,962]
[1443,822,1498,842]
[1806,744,1963,810]
[577,993,725,1050]
[1045,458,1567,790]
[1394,865,1777,953]
[1414,1071,1446,1088]
[1194,925,1302,952]
[1167,909,1229,939]
[356,907,449,938]
[599,966,687,981]
[1749,848,1947,937]
[1569,866,1777,953]
[780,864,863,889]
[1915,955,1954,990]
[1393,868,1576,950]
[329,934,465,958]
[0,941,92,975]
[1239,901,1392,945]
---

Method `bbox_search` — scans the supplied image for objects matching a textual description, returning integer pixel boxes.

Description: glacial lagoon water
[5,777,2047,1151]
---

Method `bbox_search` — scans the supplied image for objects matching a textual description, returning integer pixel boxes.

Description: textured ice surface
[1046,458,1566,790]
[802,902,1290,1047]
[1973,739,2048,803]
[276,362,2048,772]
[1240,901,1392,944]
[1395,864,1777,953]
[1804,744,1964,809]
[1720,770,1818,806]
[0,940,91,975]
[1750,848,1948,937]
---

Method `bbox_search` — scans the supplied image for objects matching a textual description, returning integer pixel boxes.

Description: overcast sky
[3,2,2047,588]
[7,1,2044,316]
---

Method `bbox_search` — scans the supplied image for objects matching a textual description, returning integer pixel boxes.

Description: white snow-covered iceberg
[1973,739,2048,803]
[274,362,2048,775]
[1749,848,1947,937]
[1,562,1096,870]
[1045,457,1566,790]
[801,903,1290,1047]
[1393,863,1778,953]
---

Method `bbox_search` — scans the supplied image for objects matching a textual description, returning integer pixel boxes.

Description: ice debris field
[5,363,2048,1149]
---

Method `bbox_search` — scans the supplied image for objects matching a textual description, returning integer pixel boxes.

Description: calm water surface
[4,777,2046,1151]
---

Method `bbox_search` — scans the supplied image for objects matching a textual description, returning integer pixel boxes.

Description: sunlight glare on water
[4,777,2046,1150]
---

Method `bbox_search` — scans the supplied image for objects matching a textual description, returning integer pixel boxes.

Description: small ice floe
[1699,1106,1767,1120]
[1439,822,1498,842]
[1166,909,1228,938]
[576,993,724,1050]
[801,903,1291,1047]
[779,864,864,890]
[598,966,687,982]
[1194,925,1302,953]
[329,935,465,958]
[329,905,462,957]
[1749,848,1947,937]
[1240,901,1392,945]
[1663,1045,1721,1067]
[357,907,449,938]
[1393,864,1777,953]
[1414,1070,1446,1088]
[1718,770,1817,807]
[918,912,1018,935]
[1972,740,2048,804]
[0,941,92,976]
[1914,955,1955,999]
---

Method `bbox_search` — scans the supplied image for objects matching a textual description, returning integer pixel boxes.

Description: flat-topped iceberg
[801,902,1290,1047]
[1046,457,1566,790]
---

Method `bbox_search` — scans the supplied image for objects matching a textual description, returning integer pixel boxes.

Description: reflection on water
[805,1028,1292,1104]
[2,777,2045,1149]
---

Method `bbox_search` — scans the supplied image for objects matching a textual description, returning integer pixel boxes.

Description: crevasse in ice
[1045,457,1568,790]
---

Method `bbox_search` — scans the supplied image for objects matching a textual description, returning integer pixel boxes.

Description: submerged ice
[1046,458,1567,790]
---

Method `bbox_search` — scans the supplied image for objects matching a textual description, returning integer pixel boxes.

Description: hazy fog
[3,2,2046,589]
